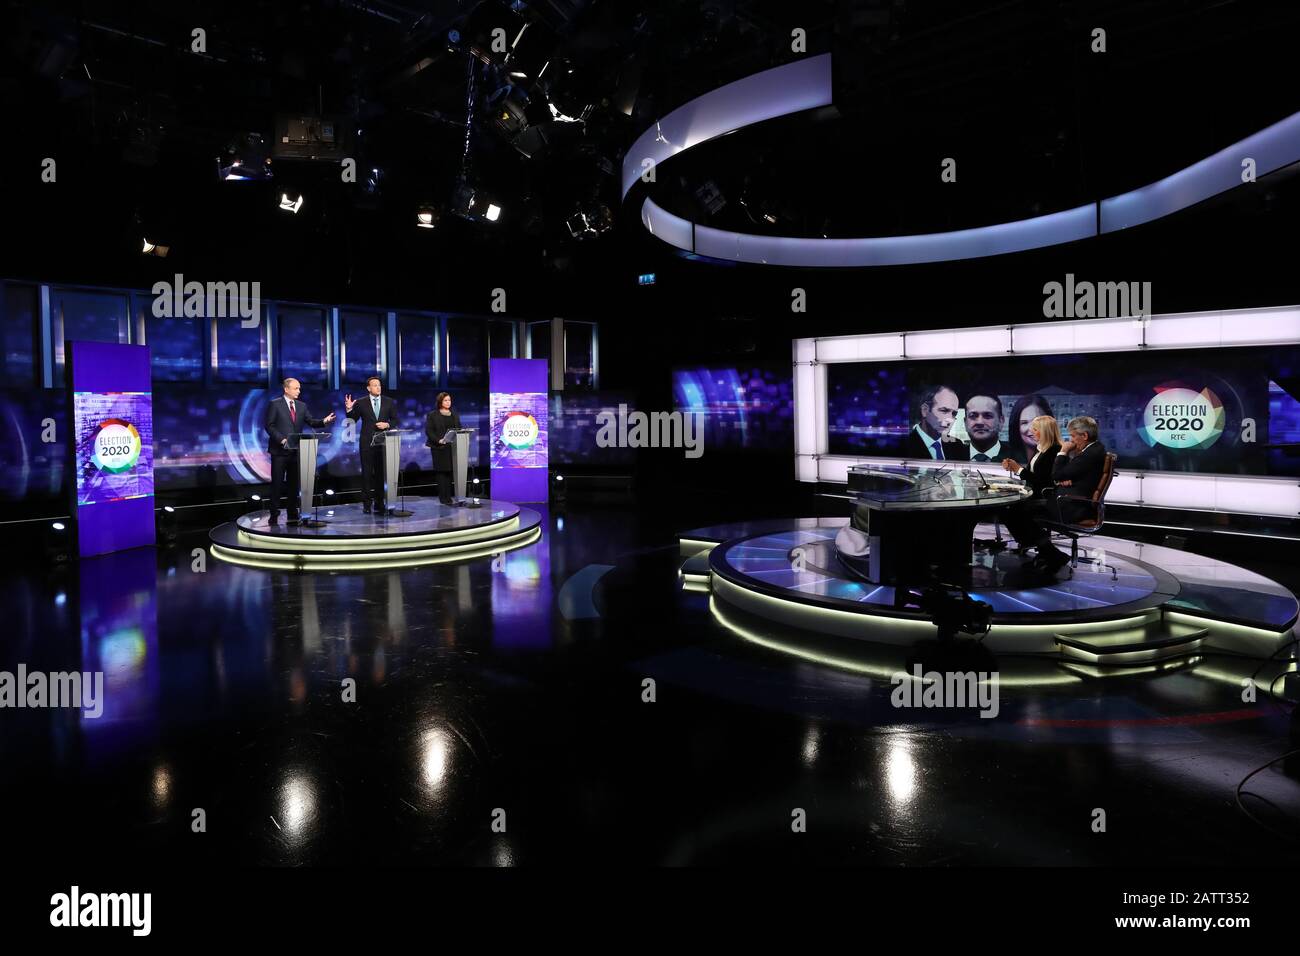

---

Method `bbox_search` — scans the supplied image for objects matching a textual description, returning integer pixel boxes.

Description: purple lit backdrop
[489,359,548,502]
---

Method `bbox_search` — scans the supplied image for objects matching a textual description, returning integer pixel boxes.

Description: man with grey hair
[264,377,336,526]
[1026,415,1107,573]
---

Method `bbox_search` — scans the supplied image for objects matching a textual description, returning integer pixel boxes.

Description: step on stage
[679,518,1298,667]
[210,499,543,570]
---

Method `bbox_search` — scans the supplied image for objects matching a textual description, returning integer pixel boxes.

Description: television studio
[1,0,1298,935]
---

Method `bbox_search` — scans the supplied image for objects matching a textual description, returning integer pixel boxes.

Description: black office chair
[1041,452,1118,571]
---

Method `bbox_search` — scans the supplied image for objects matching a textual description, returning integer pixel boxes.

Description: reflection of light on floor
[98,628,148,687]
[802,724,821,767]
[279,774,317,840]
[885,738,917,806]
[151,764,172,810]
[492,838,515,867]
[421,728,450,791]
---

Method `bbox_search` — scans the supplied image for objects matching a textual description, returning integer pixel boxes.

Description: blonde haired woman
[1002,415,1061,495]
[997,414,1063,562]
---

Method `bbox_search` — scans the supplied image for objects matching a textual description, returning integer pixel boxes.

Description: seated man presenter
[344,376,399,514]
[264,378,336,526]
[1030,415,1108,574]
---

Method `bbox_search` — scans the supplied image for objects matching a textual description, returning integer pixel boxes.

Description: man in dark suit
[1052,416,1107,521]
[345,375,399,513]
[1026,415,1107,573]
[903,384,968,462]
[264,378,336,525]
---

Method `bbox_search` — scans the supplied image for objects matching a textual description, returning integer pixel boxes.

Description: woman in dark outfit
[425,391,461,505]
[996,414,1062,556]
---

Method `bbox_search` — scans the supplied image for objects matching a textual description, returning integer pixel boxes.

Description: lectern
[289,432,330,527]
[444,427,477,507]
[369,429,412,516]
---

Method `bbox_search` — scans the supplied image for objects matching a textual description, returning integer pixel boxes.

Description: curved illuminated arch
[624,54,1300,267]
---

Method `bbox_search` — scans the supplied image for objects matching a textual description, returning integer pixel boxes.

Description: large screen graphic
[826,346,1300,476]
[68,341,156,555]
[489,358,549,501]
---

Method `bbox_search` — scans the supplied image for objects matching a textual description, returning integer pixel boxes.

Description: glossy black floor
[4,488,1300,867]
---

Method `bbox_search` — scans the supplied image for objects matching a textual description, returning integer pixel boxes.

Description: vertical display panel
[489,358,548,502]
[68,341,155,556]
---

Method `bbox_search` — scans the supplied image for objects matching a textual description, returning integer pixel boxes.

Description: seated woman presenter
[995,414,1063,561]
[424,392,462,506]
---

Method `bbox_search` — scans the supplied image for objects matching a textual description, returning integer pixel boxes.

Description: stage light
[325,488,335,496]
[52,522,66,531]
[141,238,170,258]
[416,207,439,229]
[485,203,502,222]
[251,494,261,501]
[279,193,304,214]
[163,506,175,513]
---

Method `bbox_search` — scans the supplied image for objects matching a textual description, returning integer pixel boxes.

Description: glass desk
[837,464,1032,585]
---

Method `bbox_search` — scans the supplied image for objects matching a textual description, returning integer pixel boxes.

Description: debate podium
[369,428,413,517]
[444,427,477,507]
[289,432,330,527]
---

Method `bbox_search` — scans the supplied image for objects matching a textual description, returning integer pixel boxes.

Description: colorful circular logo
[1139,386,1225,451]
[92,418,142,473]
[501,411,539,449]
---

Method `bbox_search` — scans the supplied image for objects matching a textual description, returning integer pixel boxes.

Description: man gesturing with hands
[345,376,398,514]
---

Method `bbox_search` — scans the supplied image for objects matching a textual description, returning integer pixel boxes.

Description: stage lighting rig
[217,133,273,182]
[278,193,305,214]
[416,206,441,229]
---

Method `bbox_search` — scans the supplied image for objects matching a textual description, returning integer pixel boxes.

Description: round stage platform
[679,518,1299,663]
[210,499,542,570]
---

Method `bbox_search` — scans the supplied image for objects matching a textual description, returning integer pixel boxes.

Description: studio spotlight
[324,488,335,497]
[51,521,66,531]
[141,238,171,258]
[416,207,439,229]
[485,203,502,222]
[551,473,566,505]
[279,193,304,214]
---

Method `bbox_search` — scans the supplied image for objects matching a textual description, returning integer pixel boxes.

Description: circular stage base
[680,519,1298,659]
[211,499,542,570]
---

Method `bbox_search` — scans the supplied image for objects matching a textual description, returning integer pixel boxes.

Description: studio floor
[3,493,1300,866]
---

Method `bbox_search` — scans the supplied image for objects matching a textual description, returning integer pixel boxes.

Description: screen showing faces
[68,341,156,555]
[827,345,1300,476]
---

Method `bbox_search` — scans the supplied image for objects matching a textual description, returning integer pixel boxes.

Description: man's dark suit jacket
[265,395,330,453]
[1051,440,1108,521]
[1014,443,1061,497]
[346,393,399,448]
[903,427,968,462]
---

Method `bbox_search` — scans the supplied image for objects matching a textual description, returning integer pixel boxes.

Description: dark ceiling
[0,0,1297,320]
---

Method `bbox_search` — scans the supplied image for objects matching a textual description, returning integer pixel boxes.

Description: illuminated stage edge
[679,518,1299,661]
[210,499,543,570]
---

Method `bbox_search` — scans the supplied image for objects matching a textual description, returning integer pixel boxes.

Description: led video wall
[826,347,1300,476]
[672,366,795,451]
[68,341,156,556]
[794,306,1300,517]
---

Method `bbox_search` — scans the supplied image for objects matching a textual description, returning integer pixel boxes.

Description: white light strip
[1101,109,1300,233]
[629,55,1300,266]
[621,54,833,200]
